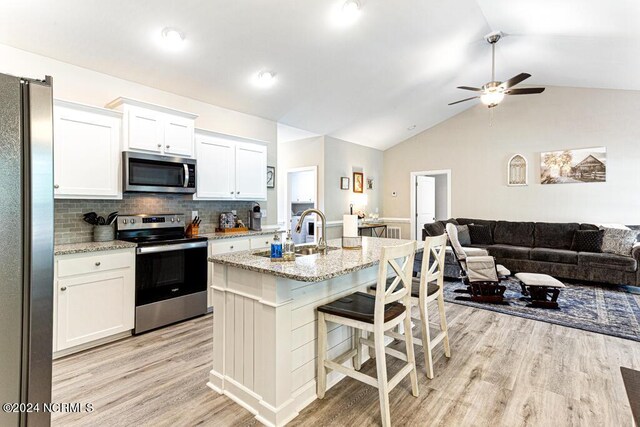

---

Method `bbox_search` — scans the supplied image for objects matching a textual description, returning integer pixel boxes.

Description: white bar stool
[370,233,451,378]
[316,241,419,427]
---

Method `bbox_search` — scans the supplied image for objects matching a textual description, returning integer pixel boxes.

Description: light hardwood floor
[52,303,639,426]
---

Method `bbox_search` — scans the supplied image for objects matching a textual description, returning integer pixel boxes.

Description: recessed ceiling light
[330,0,361,27]
[160,27,185,51]
[253,70,277,88]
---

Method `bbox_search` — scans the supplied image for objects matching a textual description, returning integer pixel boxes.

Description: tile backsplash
[55,194,256,244]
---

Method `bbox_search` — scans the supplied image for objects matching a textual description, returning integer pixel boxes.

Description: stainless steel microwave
[123,152,196,194]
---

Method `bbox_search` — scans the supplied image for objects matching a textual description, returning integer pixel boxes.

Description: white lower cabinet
[54,249,135,356]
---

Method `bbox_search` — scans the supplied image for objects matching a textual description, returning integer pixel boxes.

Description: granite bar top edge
[200,229,284,240]
[54,240,138,256]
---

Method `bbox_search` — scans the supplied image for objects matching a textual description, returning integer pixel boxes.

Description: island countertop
[208,236,423,282]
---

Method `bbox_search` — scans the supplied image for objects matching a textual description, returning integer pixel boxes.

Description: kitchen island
[207,237,423,426]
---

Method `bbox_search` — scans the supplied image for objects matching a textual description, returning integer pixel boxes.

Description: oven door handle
[137,241,207,254]
[183,164,189,188]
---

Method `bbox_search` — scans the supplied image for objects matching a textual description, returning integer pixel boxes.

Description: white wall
[383,86,640,231]
[0,43,279,224]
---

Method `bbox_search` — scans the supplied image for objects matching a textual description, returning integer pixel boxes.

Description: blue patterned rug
[444,277,640,342]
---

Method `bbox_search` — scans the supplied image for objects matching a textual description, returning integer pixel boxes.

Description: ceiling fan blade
[500,73,531,89]
[505,87,546,95]
[457,86,482,92]
[448,96,479,106]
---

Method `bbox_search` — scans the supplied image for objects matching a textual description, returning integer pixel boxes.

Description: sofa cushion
[601,227,638,256]
[534,222,579,249]
[580,223,600,231]
[468,224,494,245]
[530,248,578,264]
[487,244,531,260]
[578,252,637,273]
[424,221,445,237]
[493,221,535,247]
[571,230,603,253]
[456,225,471,246]
[456,218,497,235]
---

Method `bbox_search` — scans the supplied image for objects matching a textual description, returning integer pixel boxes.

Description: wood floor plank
[52,302,639,426]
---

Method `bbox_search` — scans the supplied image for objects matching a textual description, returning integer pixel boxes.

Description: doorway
[286,166,318,243]
[410,170,451,240]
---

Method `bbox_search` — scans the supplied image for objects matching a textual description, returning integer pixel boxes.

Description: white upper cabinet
[107,97,197,158]
[53,100,122,199]
[195,133,236,199]
[195,130,267,201]
[290,170,315,203]
[235,142,267,200]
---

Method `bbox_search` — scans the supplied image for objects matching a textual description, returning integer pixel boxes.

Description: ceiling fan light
[480,91,505,106]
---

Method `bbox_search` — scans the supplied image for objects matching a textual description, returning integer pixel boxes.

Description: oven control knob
[122,219,128,224]
[171,218,175,222]
[131,219,136,224]
[177,218,181,223]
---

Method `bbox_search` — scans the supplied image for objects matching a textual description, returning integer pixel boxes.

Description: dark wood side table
[358,223,388,238]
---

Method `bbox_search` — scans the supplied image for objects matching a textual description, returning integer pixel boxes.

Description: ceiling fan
[449,31,545,108]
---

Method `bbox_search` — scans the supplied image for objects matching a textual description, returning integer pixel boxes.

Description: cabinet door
[54,105,121,198]
[55,268,134,351]
[126,106,164,153]
[196,135,236,199]
[235,142,267,200]
[164,115,194,157]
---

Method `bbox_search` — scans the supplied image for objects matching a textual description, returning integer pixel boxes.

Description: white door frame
[410,169,452,240]
[285,166,318,236]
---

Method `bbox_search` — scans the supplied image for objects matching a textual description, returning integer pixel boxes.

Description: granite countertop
[54,240,137,256]
[200,229,282,240]
[208,237,424,282]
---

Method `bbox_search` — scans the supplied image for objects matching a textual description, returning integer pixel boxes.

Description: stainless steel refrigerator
[0,73,54,426]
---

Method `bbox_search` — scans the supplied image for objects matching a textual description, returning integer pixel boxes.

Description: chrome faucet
[295,208,327,254]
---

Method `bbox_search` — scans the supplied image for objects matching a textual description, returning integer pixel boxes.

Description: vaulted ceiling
[1,0,638,149]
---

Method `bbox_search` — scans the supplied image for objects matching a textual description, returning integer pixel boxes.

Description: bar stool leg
[419,296,434,379]
[403,309,419,397]
[437,291,451,358]
[353,327,362,371]
[317,312,328,399]
[374,326,391,427]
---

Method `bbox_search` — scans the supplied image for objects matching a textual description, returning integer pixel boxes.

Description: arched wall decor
[507,154,528,186]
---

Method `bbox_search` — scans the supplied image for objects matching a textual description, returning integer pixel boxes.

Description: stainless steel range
[117,213,208,334]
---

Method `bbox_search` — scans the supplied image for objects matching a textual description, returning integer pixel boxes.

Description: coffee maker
[249,203,262,231]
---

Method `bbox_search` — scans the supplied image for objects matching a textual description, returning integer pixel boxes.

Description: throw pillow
[570,230,603,253]
[468,224,493,245]
[600,227,637,256]
[456,225,471,246]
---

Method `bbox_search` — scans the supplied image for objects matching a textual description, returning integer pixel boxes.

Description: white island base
[207,264,379,426]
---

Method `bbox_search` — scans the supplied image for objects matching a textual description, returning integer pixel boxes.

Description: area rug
[443,277,640,342]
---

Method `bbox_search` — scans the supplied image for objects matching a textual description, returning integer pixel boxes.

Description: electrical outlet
[191,210,198,220]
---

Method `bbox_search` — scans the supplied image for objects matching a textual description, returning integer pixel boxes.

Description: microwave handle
[183,164,189,188]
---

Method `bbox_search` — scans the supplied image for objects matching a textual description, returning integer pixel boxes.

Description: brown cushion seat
[368,277,439,299]
[317,291,405,324]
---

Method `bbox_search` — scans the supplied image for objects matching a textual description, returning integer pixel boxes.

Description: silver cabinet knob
[237,192,240,195]
[54,184,59,189]
[60,286,67,291]
[95,262,101,266]
[230,245,234,250]
[166,145,170,149]
[230,191,234,194]
[157,144,162,148]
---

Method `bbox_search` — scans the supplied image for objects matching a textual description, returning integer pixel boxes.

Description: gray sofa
[422,218,640,287]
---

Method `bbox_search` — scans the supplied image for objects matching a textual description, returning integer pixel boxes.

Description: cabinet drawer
[57,250,133,278]
[250,236,274,250]
[209,238,251,255]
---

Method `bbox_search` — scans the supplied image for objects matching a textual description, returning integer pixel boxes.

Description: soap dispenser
[270,233,283,261]
[283,230,296,261]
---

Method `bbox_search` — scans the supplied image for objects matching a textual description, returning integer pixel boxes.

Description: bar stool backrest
[374,241,417,324]
[420,234,448,285]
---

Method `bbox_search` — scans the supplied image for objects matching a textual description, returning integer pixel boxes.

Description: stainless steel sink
[253,245,339,258]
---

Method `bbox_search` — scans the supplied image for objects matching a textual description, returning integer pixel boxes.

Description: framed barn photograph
[540,147,606,184]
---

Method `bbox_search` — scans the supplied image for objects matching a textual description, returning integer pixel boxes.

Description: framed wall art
[340,177,350,190]
[353,172,364,193]
[507,154,528,186]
